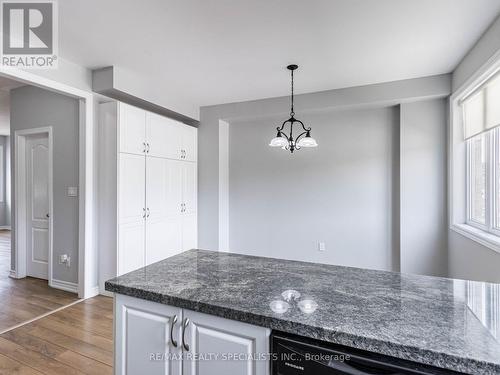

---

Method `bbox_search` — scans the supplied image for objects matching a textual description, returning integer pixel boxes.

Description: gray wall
[400,99,448,276]
[199,75,450,276]
[199,74,450,252]
[10,85,79,284]
[448,13,500,283]
[228,107,399,270]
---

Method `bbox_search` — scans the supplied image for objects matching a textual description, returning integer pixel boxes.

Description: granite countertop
[105,249,500,374]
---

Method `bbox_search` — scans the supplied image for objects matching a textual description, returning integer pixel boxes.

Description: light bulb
[269,136,288,147]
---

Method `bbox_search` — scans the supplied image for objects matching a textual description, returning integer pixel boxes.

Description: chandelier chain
[290,69,295,117]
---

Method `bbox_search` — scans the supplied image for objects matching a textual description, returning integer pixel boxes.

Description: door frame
[1,67,96,299]
[14,127,53,284]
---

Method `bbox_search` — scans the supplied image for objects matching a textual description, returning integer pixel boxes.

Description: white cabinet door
[147,157,183,218]
[182,125,197,162]
[119,153,146,225]
[146,157,182,219]
[181,214,197,252]
[118,220,145,275]
[182,162,197,215]
[146,112,182,160]
[145,157,183,265]
[146,216,182,265]
[115,294,182,375]
[183,309,270,375]
[119,103,146,155]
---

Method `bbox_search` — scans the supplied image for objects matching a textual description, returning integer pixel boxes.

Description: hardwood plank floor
[0,230,80,333]
[0,296,113,375]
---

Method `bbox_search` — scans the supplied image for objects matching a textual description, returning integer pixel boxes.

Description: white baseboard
[50,279,78,294]
[9,270,18,279]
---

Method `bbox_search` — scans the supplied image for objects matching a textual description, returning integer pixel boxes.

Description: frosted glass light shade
[297,135,318,148]
[269,136,288,147]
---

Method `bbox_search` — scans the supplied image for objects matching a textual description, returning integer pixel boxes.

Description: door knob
[46,213,50,218]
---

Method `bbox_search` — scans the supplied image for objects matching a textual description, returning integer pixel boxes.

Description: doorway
[14,127,53,282]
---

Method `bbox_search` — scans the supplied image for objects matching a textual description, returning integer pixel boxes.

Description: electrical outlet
[318,242,326,252]
[59,254,71,268]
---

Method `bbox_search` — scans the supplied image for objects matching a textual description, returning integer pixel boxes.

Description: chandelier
[269,65,318,153]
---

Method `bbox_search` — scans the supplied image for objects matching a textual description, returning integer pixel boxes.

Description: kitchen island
[105,249,500,375]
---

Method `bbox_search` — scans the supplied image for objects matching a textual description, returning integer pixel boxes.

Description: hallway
[0,230,79,333]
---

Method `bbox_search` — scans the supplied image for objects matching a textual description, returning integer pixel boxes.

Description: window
[467,132,487,226]
[464,72,500,236]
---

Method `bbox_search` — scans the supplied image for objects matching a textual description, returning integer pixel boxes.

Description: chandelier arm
[277,130,289,140]
[294,130,308,144]
[295,119,311,132]
[277,118,292,132]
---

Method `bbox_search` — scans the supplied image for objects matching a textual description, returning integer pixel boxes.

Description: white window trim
[450,49,500,255]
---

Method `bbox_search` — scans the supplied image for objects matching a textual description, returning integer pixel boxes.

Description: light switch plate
[318,242,326,251]
[67,187,78,197]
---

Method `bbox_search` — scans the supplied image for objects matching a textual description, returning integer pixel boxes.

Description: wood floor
[0,230,80,333]
[0,230,114,374]
[0,296,113,375]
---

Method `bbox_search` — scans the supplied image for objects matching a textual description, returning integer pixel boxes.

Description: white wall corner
[218,120,230,252]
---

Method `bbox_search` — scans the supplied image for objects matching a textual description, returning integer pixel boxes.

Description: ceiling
[59,0,500,110]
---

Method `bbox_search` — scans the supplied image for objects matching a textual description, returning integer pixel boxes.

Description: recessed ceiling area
[59,0,500,110]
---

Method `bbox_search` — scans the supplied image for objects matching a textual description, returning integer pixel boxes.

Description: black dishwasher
[271,332,462,375]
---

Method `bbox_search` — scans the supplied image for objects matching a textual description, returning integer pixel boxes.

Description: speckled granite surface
[105,249,500,374]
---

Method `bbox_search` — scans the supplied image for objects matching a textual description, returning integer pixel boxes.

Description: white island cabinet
[114,294,271,375]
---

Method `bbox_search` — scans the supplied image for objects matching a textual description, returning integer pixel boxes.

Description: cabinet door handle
[182,318,190,351]
[146,207,150,218]
[170,315,178,348]
[142,142,146,153]
[142,208,146,218]
[147,143,150,153]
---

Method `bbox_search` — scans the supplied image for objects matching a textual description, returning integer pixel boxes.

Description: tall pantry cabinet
[99,102,197,293]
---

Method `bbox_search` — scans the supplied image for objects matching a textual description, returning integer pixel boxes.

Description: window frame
[450,53,500,254]
[466,128,500,238]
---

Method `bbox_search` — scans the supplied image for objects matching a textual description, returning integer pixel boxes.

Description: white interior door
[26,134,50,280]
